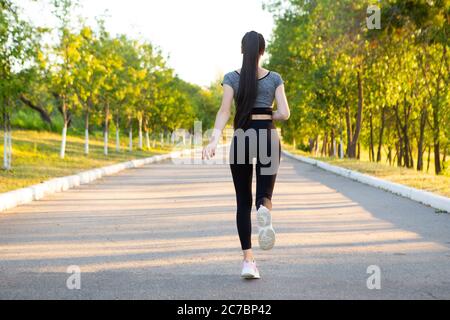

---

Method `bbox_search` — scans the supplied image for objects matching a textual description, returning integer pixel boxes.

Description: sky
[20,0,276,87]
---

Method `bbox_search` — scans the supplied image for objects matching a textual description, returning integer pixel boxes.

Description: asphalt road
[1,149,450,299]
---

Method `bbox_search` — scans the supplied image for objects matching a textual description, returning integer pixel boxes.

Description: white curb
[282,150,450,213]
[0,147,201,213]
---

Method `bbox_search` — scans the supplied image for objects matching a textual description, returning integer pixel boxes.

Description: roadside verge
[0,148,196,213]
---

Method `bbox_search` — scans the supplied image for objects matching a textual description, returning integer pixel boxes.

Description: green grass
[283,144,450,198]
[0,129,179,193]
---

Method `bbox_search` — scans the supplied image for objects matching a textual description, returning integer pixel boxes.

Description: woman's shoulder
[268,70,284,87]
[225,70,240,79]
[269,70,282,78]
[221,70,239,87]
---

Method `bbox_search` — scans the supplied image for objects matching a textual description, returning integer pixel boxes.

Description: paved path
[1,149,450,299]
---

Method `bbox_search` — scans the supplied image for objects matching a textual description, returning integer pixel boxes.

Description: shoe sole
[257,206,276,251]
[241,273,261,279]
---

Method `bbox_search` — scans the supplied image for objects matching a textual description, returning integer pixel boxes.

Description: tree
[72,26,103,155]
[1,0,37,169]
[49,0,80,159]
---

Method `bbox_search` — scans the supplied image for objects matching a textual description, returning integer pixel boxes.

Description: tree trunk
[60,123,67,159]
[321,133,328,156]
[116,128,120,152]
[432,96,441,174]
[3,127,8,170]
[104,132,108,156]
[417,109,427,171]
[347,70,364,158]
[432,45,446,174]
[339,124,344,159]
[129,129,133,152]
[369,112,375,162]
[394,104,411,168]
[146,131,150,149]
[442,145,447,171]
[129,118,133,152]
[115,113,120,152]
[3,109,11,170]
[7,123,12,169]
[345,104,352,157]
[376,107,386,162]
[314,135,319,156]
[144,117,150,150]
[330,128,337,157]
[357,142,361,160]
[84,109,89,155]
[402,99,413,168]
[427,145,431,173]
[396,139,403,167]
[104,102,110,156]
[404,129,411,168]
[434,139,441,175]
[19,95,53,125]
[308,138,315,153]
[84,129,89,155]
[138,116,143,150]
[387,147,392,165]
[352,71,364,158]
[409,143,414,169]
[60,98,68,159]
[330,129,336,157]
[347,136,357,158]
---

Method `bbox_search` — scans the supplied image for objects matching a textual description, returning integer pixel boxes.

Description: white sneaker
[257,205,276,250]
[241,260,261,279]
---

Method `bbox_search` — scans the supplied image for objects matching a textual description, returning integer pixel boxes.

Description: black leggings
[229,109,281,250]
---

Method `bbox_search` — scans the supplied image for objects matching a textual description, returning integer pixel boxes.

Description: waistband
[251,107,273,115]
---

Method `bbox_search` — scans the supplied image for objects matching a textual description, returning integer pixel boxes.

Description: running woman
[202,31,290,279]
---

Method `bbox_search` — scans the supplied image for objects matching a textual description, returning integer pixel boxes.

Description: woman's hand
[202,141,217,160]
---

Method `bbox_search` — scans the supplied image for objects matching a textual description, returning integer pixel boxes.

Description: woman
[202,31,290,279]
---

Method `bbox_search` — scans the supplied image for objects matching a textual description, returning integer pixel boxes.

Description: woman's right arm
[272,84,290,121]
[202,84,234,160]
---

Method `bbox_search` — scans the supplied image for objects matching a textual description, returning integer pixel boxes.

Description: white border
[0,147,200,213]
[282,150,450,213]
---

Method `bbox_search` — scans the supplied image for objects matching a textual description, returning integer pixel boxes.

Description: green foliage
[265,0,449,174]
[1,0,214,139]
[0,0,38,117]
[11,109,62,131]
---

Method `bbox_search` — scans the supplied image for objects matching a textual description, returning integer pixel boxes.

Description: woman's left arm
[202,84,234,159]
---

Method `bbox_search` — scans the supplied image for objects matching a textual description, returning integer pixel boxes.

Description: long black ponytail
[234,31,266,130]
